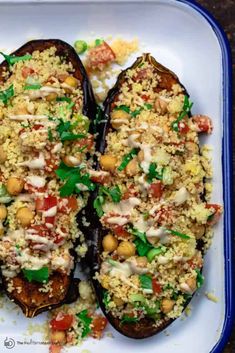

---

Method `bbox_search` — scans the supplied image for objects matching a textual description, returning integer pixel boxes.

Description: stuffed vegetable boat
[0,39,96,317]
[90,54,222,338]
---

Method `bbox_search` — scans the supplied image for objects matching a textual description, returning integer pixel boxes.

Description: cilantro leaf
[0,52,32,66]
[195,269,204,288]
[48,128,53,142]
[171,95,193,132]
[114,105,130,114]
[118,148,139,171]
[102,290,110,309]
[0,84,14,105]
[93,195,105,217]
[56,119,86,142]
[22,267,49,283]
[147,163,163,183]
[128,226,147,243]
[120,315,138,325]
[60,131,86,141]
[139,274,152,290]
[76,309,92,338]
[166,229,190,240]
[133,238,152,256]
[24,84,42,90]
[93,185,121,217]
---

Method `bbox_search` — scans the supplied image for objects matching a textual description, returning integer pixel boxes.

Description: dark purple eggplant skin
[0,39,96,317]
[83,54,202,339]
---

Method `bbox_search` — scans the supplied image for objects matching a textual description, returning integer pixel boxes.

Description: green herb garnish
[114,105,130,114]
[94,105,105,133]
[147,246,165,262]
[0,52,32,66]
[0,84,14,105]
[74,40,88,54]
[22,267,49,283]
[95,38,104,46]
[166,229,190,240]
[195,269,204,288]
[114,103,151,118]
[55,162,95,197]
[139,274,152,290]
[48,128,53,142]
[128,226,147,244]
[93,185,121,217]
[147,163,163,183]
[171,95,193,132]
[76,309,92,338]
[103,290,110,309]
[56,96,72,103]
[24,84,42,90]
[56,118,86,142]
[93,195,105,217]
[118,148,139,171]
[120,315,138,325]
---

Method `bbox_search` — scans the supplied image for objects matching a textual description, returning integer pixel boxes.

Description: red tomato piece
[22,67,34,78]
[192,115,213,133]
[152,278,162,294]
[205,204,222,225]
[49,345,62,353]
[149,182,163,199]
[113,225,130,239]
[122,184,138,200]
[91,316,108,339]
[178,121,190,134]
[87,42,116,69]
[141,94,150,101]
[50,314,74,331]
[58,197,78,214]
[32,124,44,131]
[36,196,57,212]
[90,172,110,185]
[45,155,60,172]
[28,224,50,237]
[24,182,47,194]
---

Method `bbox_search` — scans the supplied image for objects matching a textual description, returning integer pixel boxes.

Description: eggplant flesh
[0,39,96,317]
[85,54,207,339]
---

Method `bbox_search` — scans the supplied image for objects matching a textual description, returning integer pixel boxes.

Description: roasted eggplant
[0,39,96,317]
[85,54,222,338]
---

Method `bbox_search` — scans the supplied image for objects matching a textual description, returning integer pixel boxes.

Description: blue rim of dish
[177,1,234,353]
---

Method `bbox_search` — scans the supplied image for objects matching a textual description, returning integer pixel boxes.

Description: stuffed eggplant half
[91,54,222,338]
[0,40,96,317]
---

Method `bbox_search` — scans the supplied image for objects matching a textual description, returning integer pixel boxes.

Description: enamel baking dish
[0,1,233,352]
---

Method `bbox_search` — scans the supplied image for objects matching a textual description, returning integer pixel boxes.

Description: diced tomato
[113,225,130,239]
[149,182,163,199]
[50,314,74,331]
[22,67,34,78]
[205,204,222,225]
[36,196,57,212]
[87,41,116,69]
[141,94,150,101]
[49,344,62,353]
[32,124,44,131]
[178,121,190,134]
[155,206,174,225]
[152,278,162,294]
[24,182,47,194]
[45,216,56,227]
[28,224,50,237]
[58,197,78,214]
[91,315,108,339]
[192,115,213,134]
[75,135,94,151]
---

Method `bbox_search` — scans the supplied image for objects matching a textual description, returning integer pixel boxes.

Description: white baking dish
[0,1,233,352]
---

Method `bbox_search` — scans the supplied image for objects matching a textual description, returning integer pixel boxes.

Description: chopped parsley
[22,267,49,283]
[0,52,32,66]
[55,162,95,197]
[48,128,53,142]
[166,229,190,240]
[118,148,139,171]
[0,84,14,105]
[93,185,121,217]
[120,315,138,325]
[102,290,110,309]
[171,95,193,132]
[139,274,152,290]
[147,163,163,183]
[76,309,92,338]
[56,118,86,142]
[114,103,152,119]
[195,269,204,288]
[24,84,42,90]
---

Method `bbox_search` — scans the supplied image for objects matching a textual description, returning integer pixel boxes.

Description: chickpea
[125,158,139,176]
[63,155,81,167]
[46,92,58,102]
[102,234,118,252]
[185,141,199,156]
[154,98,168,114]
[117,241,136,258]
[16,207,34,227]
[0,146,7,163]
[137,150,144,162]
[0,205,7,221]
[50,330,66,344]
[161,298,175,314]
[192,223,205,239]
[136,256,148,268]
[111,110,130,129]
[113,296,124,307]
[100,155,117,172]
[186,277,197,292]
[64,76,78,89]
[6,177,24,196]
